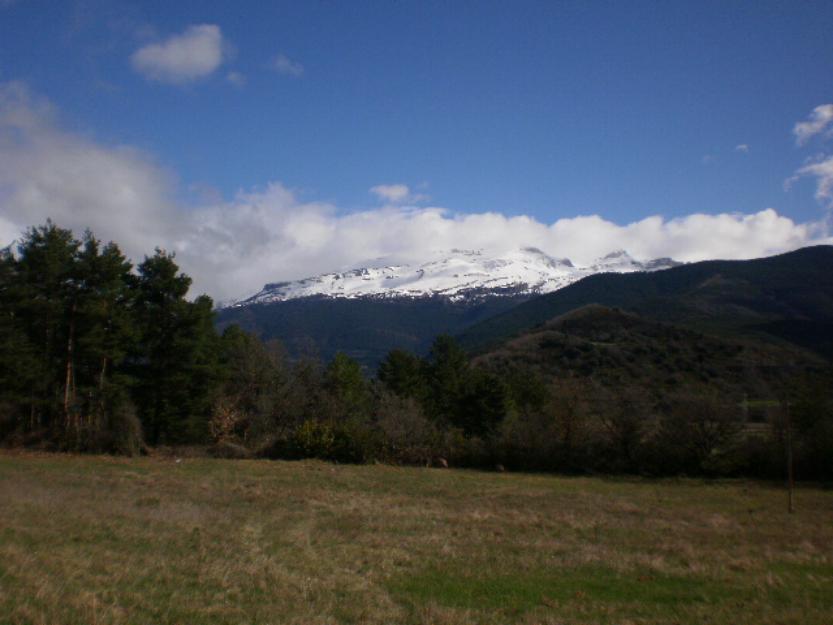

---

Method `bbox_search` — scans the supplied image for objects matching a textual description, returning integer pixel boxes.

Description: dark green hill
[215,295,530,368]
[459,246,833,359]
[474,305,823,404]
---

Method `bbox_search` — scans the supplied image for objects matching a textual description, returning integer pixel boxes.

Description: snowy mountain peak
[229,248,681,307]
[521,247,574,268]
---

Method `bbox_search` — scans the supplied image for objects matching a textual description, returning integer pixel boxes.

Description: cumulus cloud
[369,183,428,205]
[1,81,830,302]
[0,82,181,257]
[130,24,227,84]
[735,144,749,153]
[271,54,304,77]
[793,104,833,146]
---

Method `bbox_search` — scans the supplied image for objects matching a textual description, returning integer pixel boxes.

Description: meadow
[0,452,831,625]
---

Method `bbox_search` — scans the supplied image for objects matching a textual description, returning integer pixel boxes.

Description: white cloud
[0,214,19,246]
[735,144,749,153]
[369,183,428,205]
[793,104,833,146]
[0,81,183,255]
[789,104,833,211]
[271,54,304,77]
[1,82,830,302]
[790,155,833,208]
[130,24,227,84]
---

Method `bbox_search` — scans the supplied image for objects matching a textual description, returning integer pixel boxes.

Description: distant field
[0,453,831,625]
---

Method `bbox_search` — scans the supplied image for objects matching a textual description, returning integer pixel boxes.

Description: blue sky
[1,0,833,299]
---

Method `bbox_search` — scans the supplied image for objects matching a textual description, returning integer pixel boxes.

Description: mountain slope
[218,247,681,367]
[231,247,679,304]
[215,294,529,367]
[474,305,823,403]
[459,245,833,359]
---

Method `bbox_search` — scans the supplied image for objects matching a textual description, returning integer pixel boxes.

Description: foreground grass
[0,453,831,625]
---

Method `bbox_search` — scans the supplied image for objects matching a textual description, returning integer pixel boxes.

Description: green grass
[391,566,735,609]
[0,452,831,624]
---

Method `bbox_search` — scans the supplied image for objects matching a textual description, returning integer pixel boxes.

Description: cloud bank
[130,24,227,84]
[1,82,830,302]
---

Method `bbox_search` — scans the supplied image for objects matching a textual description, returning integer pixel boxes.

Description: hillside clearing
[0,452,831,625]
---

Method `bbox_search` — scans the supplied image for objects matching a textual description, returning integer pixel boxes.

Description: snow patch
[228,248,681,307]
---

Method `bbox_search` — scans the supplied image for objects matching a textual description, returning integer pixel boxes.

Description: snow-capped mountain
[229,248,681,307]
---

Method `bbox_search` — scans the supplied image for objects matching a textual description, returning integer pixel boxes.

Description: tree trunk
[99,356,108,392]
[92,355,108,432]
[64,301,76,431]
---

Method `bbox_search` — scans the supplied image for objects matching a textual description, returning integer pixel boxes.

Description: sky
[1,0,833,301]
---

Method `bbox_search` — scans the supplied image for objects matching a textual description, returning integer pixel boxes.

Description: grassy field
[0,452,831,625]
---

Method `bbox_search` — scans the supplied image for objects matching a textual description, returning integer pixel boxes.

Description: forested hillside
[2,223,831,480]
[458,246,833,359]
[471,305,832,475]
[215,294,528,368]
[475,305,821,400]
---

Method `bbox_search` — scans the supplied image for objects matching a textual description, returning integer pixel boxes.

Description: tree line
[1,222,831,479]
[0,222,222,452]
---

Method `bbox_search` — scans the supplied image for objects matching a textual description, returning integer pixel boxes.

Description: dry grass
[0,451,831,624]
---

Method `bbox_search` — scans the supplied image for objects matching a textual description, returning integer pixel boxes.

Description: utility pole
[784,400,794,514]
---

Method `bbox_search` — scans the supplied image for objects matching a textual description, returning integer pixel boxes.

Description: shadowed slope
[459,246,833,359]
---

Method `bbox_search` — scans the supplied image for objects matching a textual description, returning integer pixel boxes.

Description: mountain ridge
[457,245,833,359]
[217,245,833,367]
[227,247,681,306]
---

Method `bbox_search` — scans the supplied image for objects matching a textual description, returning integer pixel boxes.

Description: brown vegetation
[1,452,831,624]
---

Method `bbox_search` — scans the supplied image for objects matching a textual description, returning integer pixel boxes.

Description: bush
[276,418,382,464]
[376,394,440,465]
[0,402,23,445]
[209,397,247,443]
[108,401,145,457]
[209,440,252,459]
[291,420,336,458]
[497,410,560,471]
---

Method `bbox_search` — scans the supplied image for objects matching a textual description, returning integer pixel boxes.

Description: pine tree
[14,221,81,433]
[72,232,136,439]
[457,369,509,437]
[131,250,221,444]
[325,352,370,419]
[424,334,470,426]
[377,349,426,399]
[219,327,285,415]
[0,246,38,431]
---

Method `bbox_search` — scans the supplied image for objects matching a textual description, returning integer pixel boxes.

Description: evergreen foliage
[458,245,833,358]
[1,221,831,481]
[0,223,221,450]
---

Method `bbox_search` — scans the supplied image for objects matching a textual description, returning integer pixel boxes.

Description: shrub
[209,397,246,443]
[291,420,336,459]
[108,401,145,457]
[209,440,252,459]
[376,394,440,465]
[280,418,381,464]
